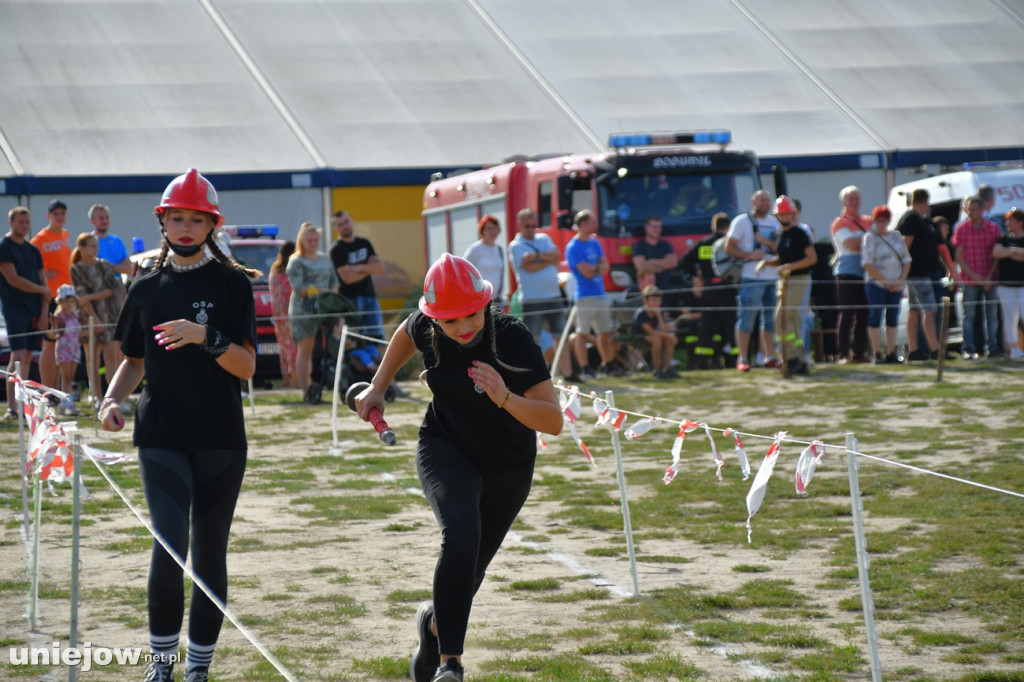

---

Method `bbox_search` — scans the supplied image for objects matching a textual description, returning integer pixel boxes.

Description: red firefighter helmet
[154,168,224,227]
[774,195,797,215]
[419,253,493,319]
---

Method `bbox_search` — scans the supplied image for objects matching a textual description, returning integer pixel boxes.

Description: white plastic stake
[329,325,349,455]
[68,435,83,682]
[846,433,882,682]
[607,390,640,596]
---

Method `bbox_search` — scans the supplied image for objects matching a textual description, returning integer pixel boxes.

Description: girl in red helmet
[98,169,258,682]
[756,196,817,377]
[355,253,562,682]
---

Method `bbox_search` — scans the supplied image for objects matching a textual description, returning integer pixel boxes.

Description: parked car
[130,225,286,385]
[895,286,963,353]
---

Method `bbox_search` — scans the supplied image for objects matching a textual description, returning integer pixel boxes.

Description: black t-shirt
[405,310,549,469]
[776,226,813,275]
[633,308,660,334]
[0,236,44,317]
[329,237,377,298]
[996,234,1024,287]
[632,239,675,289]
[115,262,257,450]
[897,211,940,277]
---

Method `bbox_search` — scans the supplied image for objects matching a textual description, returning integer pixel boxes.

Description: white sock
[185,639,217,672]
[149,632,179,665]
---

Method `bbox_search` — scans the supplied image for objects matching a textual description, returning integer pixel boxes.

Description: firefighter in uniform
[680,212,737,368]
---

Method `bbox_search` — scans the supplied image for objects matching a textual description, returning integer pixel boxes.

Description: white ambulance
[888,163,1024,228]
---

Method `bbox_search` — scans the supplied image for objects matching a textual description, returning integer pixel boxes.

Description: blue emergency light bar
[223,225,279,238]
[608,130,732,148]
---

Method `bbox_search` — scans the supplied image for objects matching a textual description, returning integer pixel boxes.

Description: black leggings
[417,436,534,656]
[138,448,247,645]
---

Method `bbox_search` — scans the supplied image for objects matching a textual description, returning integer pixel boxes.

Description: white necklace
[168,254,212,273]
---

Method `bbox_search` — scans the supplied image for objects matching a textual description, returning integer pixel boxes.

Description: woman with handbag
[285,222,337,402]
[71,231,128,404]
[861,206,911,364]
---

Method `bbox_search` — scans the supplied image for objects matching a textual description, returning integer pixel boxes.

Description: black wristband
[200,325,231,358]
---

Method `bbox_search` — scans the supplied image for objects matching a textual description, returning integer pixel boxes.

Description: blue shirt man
[89,204,132,275]
[565,210,622,375]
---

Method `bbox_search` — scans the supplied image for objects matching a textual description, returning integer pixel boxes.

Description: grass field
[2,357,1023,681]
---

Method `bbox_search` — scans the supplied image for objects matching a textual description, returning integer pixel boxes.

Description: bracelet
[497,388,512,409]
[98,397,118,414]
[200,325,231,358]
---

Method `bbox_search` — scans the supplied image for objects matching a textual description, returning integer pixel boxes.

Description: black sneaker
[884,352,901,364]
[143,660,174,682]
[906,349,930,362]
[431,658,465,682]
[411,602,440,682]
[184,667,209,682]
[783,358,805,377]
[599,361,626,377]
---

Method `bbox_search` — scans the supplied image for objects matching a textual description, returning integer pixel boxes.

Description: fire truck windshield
[596,167,758,238]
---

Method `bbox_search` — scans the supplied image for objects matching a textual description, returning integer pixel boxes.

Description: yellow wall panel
[331,186,425,312]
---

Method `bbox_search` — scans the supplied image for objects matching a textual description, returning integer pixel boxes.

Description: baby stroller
[304,291,356,405]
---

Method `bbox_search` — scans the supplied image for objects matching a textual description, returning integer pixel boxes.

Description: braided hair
[154,217,261,279]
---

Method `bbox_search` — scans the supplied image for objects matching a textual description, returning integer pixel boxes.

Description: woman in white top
[463,215,504,302]
[861,205,911,363]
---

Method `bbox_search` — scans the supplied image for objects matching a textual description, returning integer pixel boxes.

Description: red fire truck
[422,130,786,296]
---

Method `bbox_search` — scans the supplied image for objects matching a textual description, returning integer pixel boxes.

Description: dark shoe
[431,658,465,682]
[184,667,209,682]
[884,352,901,364]
[599,362,625,377]
[783,358,805,377]
[143,660,175,682]
[906,349,929,362]
[411,602,440,682]
[579,367,598,380]
[303,383,322,404]
[563,373,583,384]
[850,355,871,364]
